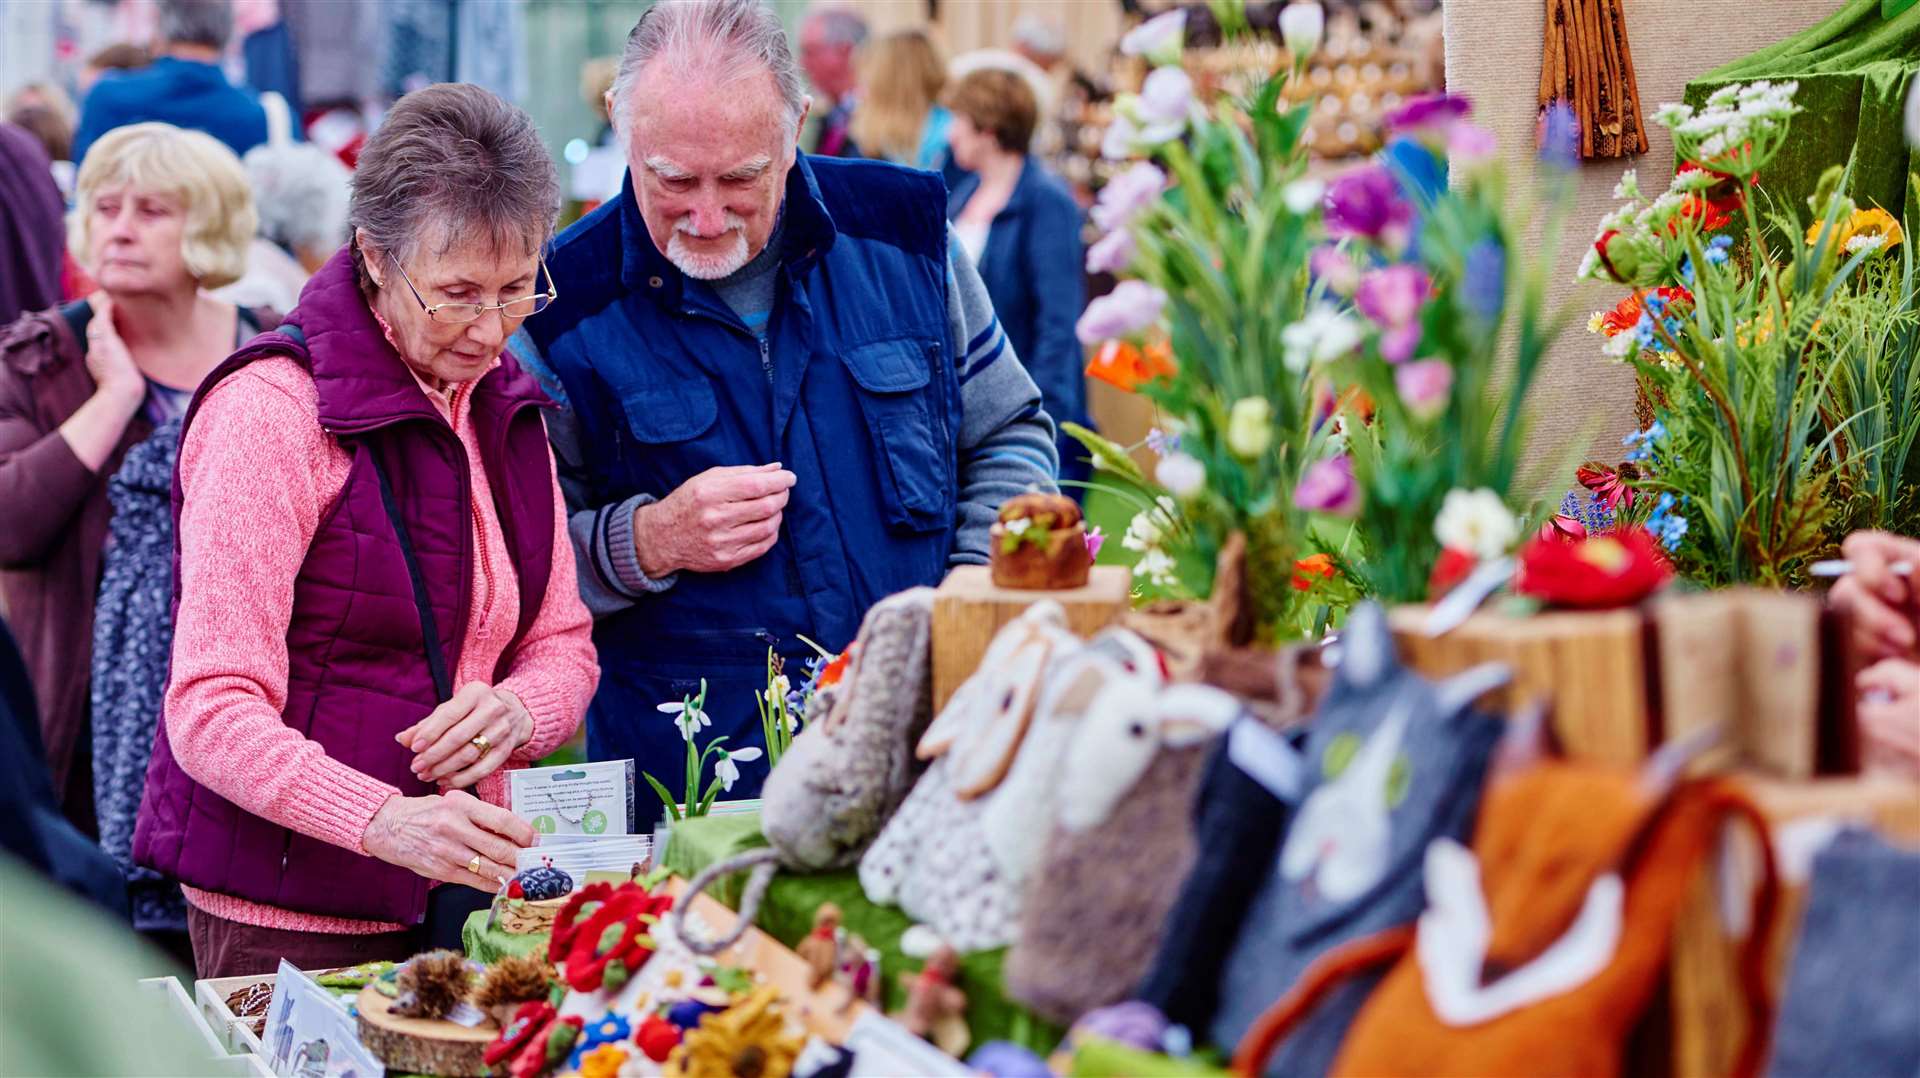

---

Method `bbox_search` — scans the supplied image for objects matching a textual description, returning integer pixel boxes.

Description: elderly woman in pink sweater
[133,84,598,978]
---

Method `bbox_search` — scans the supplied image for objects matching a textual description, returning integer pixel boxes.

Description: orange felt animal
[1233,725,1783,1078]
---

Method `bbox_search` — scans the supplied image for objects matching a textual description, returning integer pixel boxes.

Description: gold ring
[468,855,483,874]
[470,733,491,754]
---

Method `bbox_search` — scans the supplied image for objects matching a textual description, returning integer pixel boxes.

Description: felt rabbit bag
[857,604,1165,953]
[1204,603,1511,1078]
[1003,680,1241,1024]
[1231,728,1786,1078]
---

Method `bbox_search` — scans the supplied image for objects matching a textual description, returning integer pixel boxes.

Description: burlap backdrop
[1443,0,1843,482]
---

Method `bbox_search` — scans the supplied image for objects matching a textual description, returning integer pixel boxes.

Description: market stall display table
[659,811,1068,1054]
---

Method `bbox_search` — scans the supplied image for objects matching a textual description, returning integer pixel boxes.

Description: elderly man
[518,0,1057,807]
[796,6,866,156]
[72,0,273,165]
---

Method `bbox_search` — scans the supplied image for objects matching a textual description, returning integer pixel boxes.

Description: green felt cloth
[1685,0,1919,230]
[661,812,1069,1056]
[1067,1041,1229,1078]
[461,910,551,964]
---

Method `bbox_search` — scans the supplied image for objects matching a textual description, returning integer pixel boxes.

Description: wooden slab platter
[355,985,499,1078]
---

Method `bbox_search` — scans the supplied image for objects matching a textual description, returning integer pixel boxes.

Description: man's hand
[1858,659,1920,779]
[632,463,796,576]
[1829,531,1920,661]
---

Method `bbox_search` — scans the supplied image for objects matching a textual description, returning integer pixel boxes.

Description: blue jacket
[526,155,960,809]
[73,58,270,166]
[948,159,1088,470]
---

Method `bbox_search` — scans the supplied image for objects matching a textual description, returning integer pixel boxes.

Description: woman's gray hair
[243,142,351,258]
[158,0,233,50]
[348,83,560,268]
[610,0,808,141]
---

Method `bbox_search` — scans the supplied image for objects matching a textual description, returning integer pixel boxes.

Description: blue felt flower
[1644,492,1690,551]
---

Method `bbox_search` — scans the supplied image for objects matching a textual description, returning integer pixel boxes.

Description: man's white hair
[610,0,808,141]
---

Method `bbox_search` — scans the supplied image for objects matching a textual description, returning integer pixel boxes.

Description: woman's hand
[84,296,146,401]
[361,789,536,890]
[1858,659,1920,779]
[56,295,150,473]
[395,681,535,788]
[1829,531,1920,661]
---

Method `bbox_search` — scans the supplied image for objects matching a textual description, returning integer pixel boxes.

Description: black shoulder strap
[364,420,454,707]
[276,322,306,349]
[58,300,94,346]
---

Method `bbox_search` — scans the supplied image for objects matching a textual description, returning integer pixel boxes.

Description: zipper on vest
[759,336,773,385]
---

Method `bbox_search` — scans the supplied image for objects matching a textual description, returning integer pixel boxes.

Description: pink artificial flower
[1309,244,1361,296]
[1091,162,1166,232]
[1075,280,1168,345]
[1394,359,1453,420]
[1356,265,1430,363]
[1086,227,1136,274]
[1085,525,1106,561]
[1294,454,1360,516]
[1447,122,1498,165]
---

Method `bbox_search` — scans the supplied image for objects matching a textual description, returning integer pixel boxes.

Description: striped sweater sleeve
[946,226,1061,564]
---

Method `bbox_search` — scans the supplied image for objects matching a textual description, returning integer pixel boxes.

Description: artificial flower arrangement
[1302,97,1585,604]
[1580,80,1920,585]
[1068,1,1355,641]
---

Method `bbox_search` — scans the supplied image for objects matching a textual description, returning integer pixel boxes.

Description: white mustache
[675,211,748,239]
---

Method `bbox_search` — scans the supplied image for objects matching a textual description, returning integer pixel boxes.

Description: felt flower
[635,1015,681,1063]
[714,746,763,792]
[577,1044,628,1078]
[657,695,709,742]
[1394,359,1453,420]
[1576,460,1635,511]
[1084,525,1106,561]
[1356,264,1430,363]
[1294,455,1359,516]
[1807,207,1903,256]
[1291,553,1338,591]
[1155,451,1207,496]
[1076,280,1167,346]
[1226,396,1274,459]
[1515,527,1671,609]
[1086,226,1136,274]
[1434,488,1519,560]
[1282,304,1364,372]
[1120,9,1186,66]
[1085,336,1177,392]
[1324,165,1412,249]
[1309,245,1360,296]
[1427,547,1479,600]
[1090,162,1166,232]
[1278,1,1324,58]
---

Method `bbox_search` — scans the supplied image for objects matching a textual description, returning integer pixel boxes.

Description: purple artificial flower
[1091,161,1167,232]
[1324,164,1413,249]
[1070,1002,1169,1053]
[1084,525,1106,562]
[1294,454,1360,516]
[1537,101,1581,170]
[1385,92,1471,135]
[1355,264,1429,362]
[1447,121,1498,165]
[1086,226,1137,274]
[1075,279,1167,345]
[1309,244,1360,296]
[1394,359,1453,419]
[1137,65,1194,127]
[1145,426,1180,456]
[1461,239,1506,322]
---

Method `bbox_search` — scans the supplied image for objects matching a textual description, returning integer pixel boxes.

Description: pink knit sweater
[166,354,598,934]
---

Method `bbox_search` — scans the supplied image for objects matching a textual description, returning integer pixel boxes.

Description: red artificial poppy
[1666,194,1732,235]
[1576,460,1636,512]
[1085,337,1178,393]
[816,644,857,689]
[1597,292,1645,337]
[1539,513,1588,543]
[1291,553,1339,591]
[485,1001,556,1069]
[557,885,674,993]
[1513,526,1672,609]
[635,1015,682,1063]
[1428,547,1479,601]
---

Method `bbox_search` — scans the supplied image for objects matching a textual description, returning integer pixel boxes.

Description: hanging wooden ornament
[1539,0,1650,159]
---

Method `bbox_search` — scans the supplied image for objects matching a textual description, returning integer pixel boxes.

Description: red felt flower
[635,1014,682,1063]
[1539,513,1588,543]
[1514,526,1671,609]
[548,882,616,966]
[1576,460,1636,511]
[1428,547,1478,601]
[560,886,675,993]
[1597,292,1645,337]
[1291,553,1338,591]
[485,1001,557,1069]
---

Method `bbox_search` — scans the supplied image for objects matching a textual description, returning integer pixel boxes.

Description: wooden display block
[931,565,1132,713]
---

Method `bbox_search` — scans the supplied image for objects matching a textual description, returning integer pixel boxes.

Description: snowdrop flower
[1120,9,1187,67]
[1282,304,1365,372]
[1156,451,1207,496]
[1226,397,1274,459]
[1283,177,1326,215]
[1086,226,1137,274]
[1134,548,1180,589]
[1091,162,1167,231]
[1279,2,1324,59]
[1434,488,1520,560]
[1121,508,1166,553]
[659,697,711,742]
[714,746,763,792]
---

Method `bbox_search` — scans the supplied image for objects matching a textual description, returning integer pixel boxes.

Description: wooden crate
[930,565,1132,712]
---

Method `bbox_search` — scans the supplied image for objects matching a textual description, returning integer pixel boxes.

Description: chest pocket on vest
[843,338,949,534]
[620,372,718,445]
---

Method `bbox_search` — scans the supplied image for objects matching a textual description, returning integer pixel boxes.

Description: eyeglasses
[388,257,558,324]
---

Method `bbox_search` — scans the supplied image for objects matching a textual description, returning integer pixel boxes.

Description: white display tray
[139,975,271,1074]
[196,972,277,1054]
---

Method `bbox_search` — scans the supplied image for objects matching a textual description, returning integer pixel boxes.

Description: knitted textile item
[1209,603,1508,1077]
[1005,683,1240,1024]
[1766,828,1920,1078]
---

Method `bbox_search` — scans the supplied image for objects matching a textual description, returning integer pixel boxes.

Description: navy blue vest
[528,155,959,811]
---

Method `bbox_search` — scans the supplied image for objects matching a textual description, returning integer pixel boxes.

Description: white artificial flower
[1124,67,1193,146]
[1156,451,1207,496]
[714,746,763,792]
[1282,304,1364,372]
[1433,488,1521,560]
[1650,102,1693,128]
[1134,547,1179,589]
[1576,246,1603,281]
[1611,169,1641,201]
[1283,177,1326,215]
[1121,509,1165,553]
[1906,77,1920,147]
[1101,111,1141,160]
[770,674,791,698]
[1669,167,1717,193]
[1005,518,1033,537]
[1845,234,1888,255]
[1278,1,1325,59]
[1675,110,1736,138]
[1706,85,1741,108]
[658,698,711,742]
[1120,9,1187,67]
[1602,332,1635,359]
[1226,396,1275,459]
[1156,494,1179,515]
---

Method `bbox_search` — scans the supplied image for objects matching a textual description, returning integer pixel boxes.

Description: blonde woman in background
[849,29,952,170]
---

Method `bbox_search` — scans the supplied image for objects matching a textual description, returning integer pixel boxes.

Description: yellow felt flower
[664,986,802,1078]
[1806,207,1904,256]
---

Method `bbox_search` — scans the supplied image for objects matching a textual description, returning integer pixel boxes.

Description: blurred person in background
[73,0,271,166]
[0,123,267,844]
[79,43,155,99]
[1829,530,1920,778]
[796,5,867,157]
[5,82,79,183]
[216,141,352,311]
[850,29,953,171]
[944,68,1090,492]
[0,124,66,328]
[949,16,1065,158]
